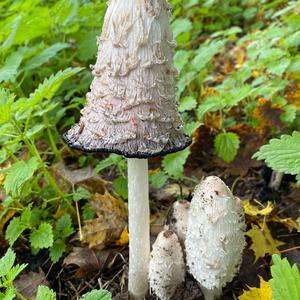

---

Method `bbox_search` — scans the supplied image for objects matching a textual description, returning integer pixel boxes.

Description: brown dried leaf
[64,247,111,278]
[51,162,107,194]
[81,192,127,248]
[14,270,49,300]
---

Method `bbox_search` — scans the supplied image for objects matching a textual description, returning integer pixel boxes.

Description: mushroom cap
[62,0,191,158]
[167,200,190,245]
[149,230,185,300]
[185,176,246,290]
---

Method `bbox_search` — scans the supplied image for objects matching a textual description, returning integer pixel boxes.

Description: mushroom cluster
[63,0,191,299]
[149,176,246,300]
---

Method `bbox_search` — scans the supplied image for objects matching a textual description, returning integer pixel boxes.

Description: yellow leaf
[243,200,273,217]
[115,227,129,246]
[0,175,4,185]
[271,216,298,232]
[246,222,284,261]
[239,277,272,300]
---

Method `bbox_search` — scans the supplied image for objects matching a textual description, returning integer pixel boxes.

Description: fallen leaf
[239,277,272,300]
[246,223,285,261]
[64,247,111,278]
[81,192,127,248]
[243,200,273,217]
[51,162,107,194]
[14,270,50,300]
[114,227,129,246]
[271,216,298,232]
[150,209,168,236]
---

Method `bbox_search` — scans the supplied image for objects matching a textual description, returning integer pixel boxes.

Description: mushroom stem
[128,158,150,299]
[201,286,222,300]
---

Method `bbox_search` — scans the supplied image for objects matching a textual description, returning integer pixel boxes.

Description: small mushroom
[167,200,190,245]
[149,230,185,300]
[62,0,191,298]
[185,176,246,300]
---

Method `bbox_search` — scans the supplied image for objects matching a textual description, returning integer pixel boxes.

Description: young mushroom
[62,0,191,298]
[185,176,246,300]
[167,200,190,245]
[149,230,185,300]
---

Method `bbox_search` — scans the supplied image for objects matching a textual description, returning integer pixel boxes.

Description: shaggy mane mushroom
[63,0,191,298]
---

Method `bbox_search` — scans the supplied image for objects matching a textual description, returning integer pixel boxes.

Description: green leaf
[0,287,15,300]
[28,67,83,106]
[150,171,168,189]
[49,240,66,263]
[172,18,192,38]
[77,31,98,62]
[55,214,74,238]
[162,148,190,179]
[23,43,70,71]
[6,217,26,246]
[0,249,16,277]
[4,157,40,197]
[113,176,128,199]
[0,51,23,83]
[94,154,124,174]
[280,105,297,124]
[270,255,300,300]
[214,132,240,163]
[179,96,197,112]
[73,187,91,202]
[36,286,56,300]
[0,88,15,124]
[80,290,112,300]
[192,39,225,72]
[253,132,300,177]
[174,50,191,73]
[30,223,54,249]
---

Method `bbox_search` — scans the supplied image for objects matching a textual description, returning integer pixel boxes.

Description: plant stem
[43,115,62,161]
[127,158,150,299]
[15,290,29,300]
[11,118,65,199]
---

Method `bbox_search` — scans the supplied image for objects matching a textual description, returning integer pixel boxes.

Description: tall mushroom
[62,0,191,298]
[185,176,246,300]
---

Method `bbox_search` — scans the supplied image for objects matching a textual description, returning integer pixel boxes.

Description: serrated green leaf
[5,217,26,246]
[0,249,16,277]
[94,154,123,175]
[113,176,128,199]
[162,148,190,179]
[192,39,225,72]
[0,287,15,300]
[73,187,91,202]
[30,223,54,249]
[23,43,70,71]
[214,132,240,163]
[0,51,23,83]
[36,285,56,300]
[28,67,83,106]
[49,240,66,263]
[179,96,197,112]
[172,18,192,38]
[0,88,15,124]
[174,50,191,73]
[280,105,297,124]
[150,171,168,189]
[80,290,112,300]
[4,157,40,196]
[55,214,74,238]
[254,132,300,177]
[270,255,300,300]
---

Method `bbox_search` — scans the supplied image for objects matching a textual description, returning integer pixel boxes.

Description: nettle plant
[0,248,112,300]
[254,131,300,185]
[171,1,300,165]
